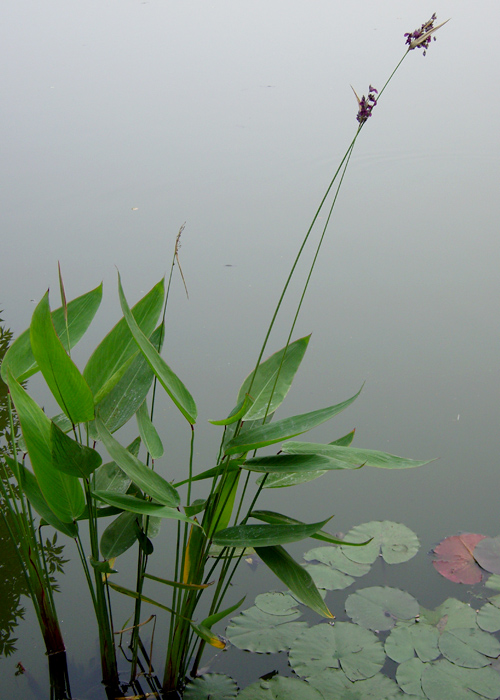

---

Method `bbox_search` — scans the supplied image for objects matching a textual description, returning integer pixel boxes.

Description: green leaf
[226,604,307,653]
[30,292,94,424]
[107,581,176,615]
[184,674,238,700]
[212,517,332,548]
[255,544,333,618]
[143,572,211,591]
[308,670,404,700]
[136,401,164,459]
[1,283,102,383]
[250,510,348,545]
[421,659,500,700]
[201,596,246,630]
[342,521,420,564]
[83,279,164,400]
[7,370,85,522]
[282,441,433,469]
[224,387,362,455]
[17,462,78,537]
[238,676,323,700]
[438,627,500,668]
[90,557,118,574]
[345,586,419,631]
[88,324,164,438]
[289,621,385,681]
[209,395,253,426]
[385,621,440,663]
[117,272,197,424]
[50,421,102,478]
[303,545,372,576]
[330,429,356,447]
[96,416,179,506]
[258,470,329,489]
[100,511,140,560]
[189,623,226,649]
[238,336,311,421]
[92,491,196,526]
[254,592,300,616]
[243,453,351,473]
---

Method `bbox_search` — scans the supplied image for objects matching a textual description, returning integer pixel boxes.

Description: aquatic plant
[0,13,448,698]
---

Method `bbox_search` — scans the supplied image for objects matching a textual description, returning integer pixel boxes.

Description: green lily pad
[420,598,478,631]
[226,605,307,653]
[183,673,238,700]
[303,563,355,591]
[289,621,385,681]
[438,627,500,668]
[345,586,419,631]
[396,658,426,697]
[421,659,500,700]
[254,592,300,616]
[341,521,419,564]
[303,546,371,577]
[477,601,500,632]
[385,621,440,663]
[308,669,405,699]
[237,676,323,700]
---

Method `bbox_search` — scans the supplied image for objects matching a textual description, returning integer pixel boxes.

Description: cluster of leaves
[183,522,500,700]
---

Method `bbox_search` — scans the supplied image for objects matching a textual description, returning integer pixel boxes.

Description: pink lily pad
[432,533,487,584]
[473,536,500,575]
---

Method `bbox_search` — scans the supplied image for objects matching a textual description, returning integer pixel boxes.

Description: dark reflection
[0,313,72,699]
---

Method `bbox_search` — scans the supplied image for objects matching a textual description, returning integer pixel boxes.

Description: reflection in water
[0,314,72,698]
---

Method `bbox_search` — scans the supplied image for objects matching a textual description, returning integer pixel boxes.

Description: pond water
[2,0,500,697]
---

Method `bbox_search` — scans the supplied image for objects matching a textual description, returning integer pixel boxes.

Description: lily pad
[420,598,478,631]
[477,601,500,633]
[438,627,500,668]
[237,676,323,700]
[303,546,371,577]
[341,521,419,564]
[473,536,500,575]
[303,563,355,591]
[396,657,426,697]
[345,586,419,631]
[308,669,405,699]
[421,659,500,700]
[385,621,440,663]
[289,621,385,681]
[183,673,238,700]
[254,592,300,616]
[432,534,486,584]
[226,605,307,653]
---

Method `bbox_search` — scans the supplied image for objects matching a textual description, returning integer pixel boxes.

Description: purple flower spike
[404,13,449,56]
[352,85,378,124]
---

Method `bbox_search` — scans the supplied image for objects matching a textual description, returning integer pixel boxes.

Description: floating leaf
[303,563,355,591]
[303,546,371,577]
[420,598,478,631]
[473,536,500,575]
[396,658,426,697]
[183,674,238,700]
[289,622,385,681]
[438,627,500,668]
[254,592,300,616]
[345,587,419,631]
[308,669,405,700]
[421,659,500,700]
[342,521,419,564]
[432,533,487,584]
[385,621,440,663]
[477,601,500,633]
[238,676,323,700]
[225,605,307,653]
